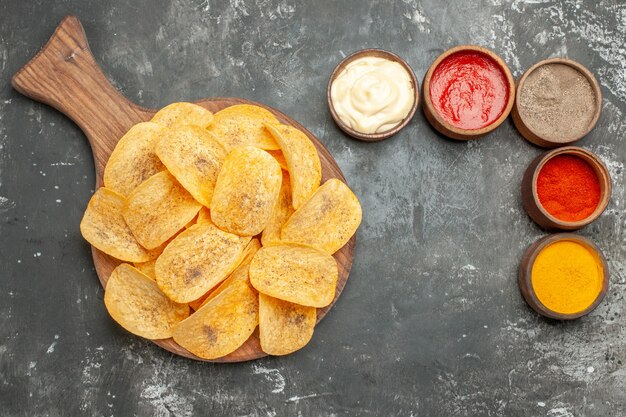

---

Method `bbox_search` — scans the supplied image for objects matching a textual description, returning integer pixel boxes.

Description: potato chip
[196,207,212,225]
[210,146,282,236]
[123,171,202,249]
[133,259,157,280]
[281,179,362,254]
[151,102,213,129]
[188,238,261,310]
[241,237,263,264]
[266,150,288,170]
[208,104,280,151]
[144,226,187,261]
[172,278,258,359]
[185,214,197,229]
[193,238,262,310]
[81,98,359,356]
[133,238,177,280]
[103,122,165,196]
[104,264,189,339]
[196,262,249,309]
[225,238,261,282]
[155,126,227,207]
[249,244,338,307]
[155,223,250,303]
[259,293,316,356]
[261,174,294,246]
[265,123,321,209]
[80,188,152,262]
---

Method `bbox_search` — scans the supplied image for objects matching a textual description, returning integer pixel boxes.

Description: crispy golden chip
[80,188,152,262]
[281,178,362,254]
[196,207,212,225]
[188,238,260,310]
[210,146,282,236]
[185,214,198,229]
[241,238,262,265]
[208,104,280,151]
[189,239,261,311]
[265,123,321,209]
[104,264,189,339]
[172,279,258,359]
[261,174,294,246]
[144,226,187,260]
[194,238,262,310]
[196,262,248,310]
[155,126,227,207]
[132,234,180,280]
[103,122,165,196]
[220,237,261,282]
[123,171,202,249]
[155,223,250,303]
[249,244,338,307]
[133,259,157,280]
[186,299,203,312]
[259,293,316,356]
[266,150,288,171]
[151,102,214,129]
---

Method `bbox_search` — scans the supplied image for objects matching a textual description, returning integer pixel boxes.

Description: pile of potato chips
[80,102,362,359]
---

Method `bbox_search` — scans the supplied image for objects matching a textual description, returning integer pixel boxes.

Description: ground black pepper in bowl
[512,58,602,147]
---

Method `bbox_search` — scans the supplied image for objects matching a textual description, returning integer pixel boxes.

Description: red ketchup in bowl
[429,51,510,130]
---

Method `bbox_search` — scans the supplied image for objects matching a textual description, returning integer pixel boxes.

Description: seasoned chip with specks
[196,207,212,225]
[144,226,188,261]
[193,238,262,310]
[185,213,198,229]
[210,146,282,236]
[123,171,202,249]
[281,178,362,254]
[104,264,189,339]
[172,278,258,359]
[208,104,280,151]
[266,150,288,171]
[249,244,338,307]
[133,232,184,279]
[80,188,153,262]
[261,174,294,246]
[133,259,157,281]
[151,102,213,129]
[155,126,227,207]
[265,123,321,209]
[259,293,316,355]
[155,223,250,303]
[103,122,165,196]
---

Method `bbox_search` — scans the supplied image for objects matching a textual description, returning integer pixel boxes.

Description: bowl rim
[513,57,602,147]
[421,44,516,139]
[530,146,612,228]
[326,48,419,142]
[518,233,609,320]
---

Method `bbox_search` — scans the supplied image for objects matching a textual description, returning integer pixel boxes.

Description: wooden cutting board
[11,16,355,362]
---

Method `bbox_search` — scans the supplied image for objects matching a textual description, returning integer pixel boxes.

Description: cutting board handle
[11,15,153,176]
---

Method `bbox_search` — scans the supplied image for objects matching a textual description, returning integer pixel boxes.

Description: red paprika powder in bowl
[521,146,611,230]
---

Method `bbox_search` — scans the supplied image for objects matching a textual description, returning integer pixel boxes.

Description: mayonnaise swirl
[330,57,414,134]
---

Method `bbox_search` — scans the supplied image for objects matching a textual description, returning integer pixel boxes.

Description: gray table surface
[1,0,625,416]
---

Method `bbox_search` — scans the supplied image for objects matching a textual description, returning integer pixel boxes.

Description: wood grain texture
[12,15,355,362]
[11,16,154,179]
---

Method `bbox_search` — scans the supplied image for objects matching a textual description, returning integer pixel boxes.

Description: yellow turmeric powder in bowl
[531,240,604,314]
